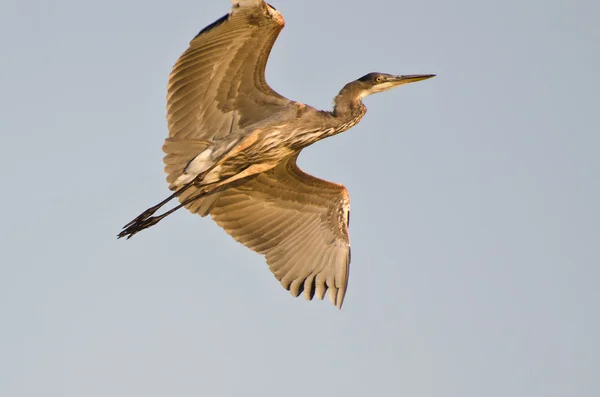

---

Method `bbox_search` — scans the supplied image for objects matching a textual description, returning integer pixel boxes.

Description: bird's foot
[118,214,164,239]
[122,206,161,229]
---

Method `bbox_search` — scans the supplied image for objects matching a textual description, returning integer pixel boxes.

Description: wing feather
[166,1,288,142]
[210,154,351,308]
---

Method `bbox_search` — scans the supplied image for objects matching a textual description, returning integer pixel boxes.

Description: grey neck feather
[288,81,368,150]
[331,81,367,130]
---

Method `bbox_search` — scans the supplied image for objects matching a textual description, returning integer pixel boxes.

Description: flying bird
[118,0,435,308]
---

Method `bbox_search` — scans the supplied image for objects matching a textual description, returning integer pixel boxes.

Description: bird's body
[119,0,434,308]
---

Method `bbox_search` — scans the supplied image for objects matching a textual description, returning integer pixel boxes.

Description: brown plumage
[118,0,435,308]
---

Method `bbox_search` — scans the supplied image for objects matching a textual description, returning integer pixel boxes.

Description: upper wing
[163,0,290,210]
[210,154,351,309]
[166,0,289,143]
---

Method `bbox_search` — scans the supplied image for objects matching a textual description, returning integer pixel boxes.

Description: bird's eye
[376,76,383,83]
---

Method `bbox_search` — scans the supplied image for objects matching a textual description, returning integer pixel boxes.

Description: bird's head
[355,72,435,98]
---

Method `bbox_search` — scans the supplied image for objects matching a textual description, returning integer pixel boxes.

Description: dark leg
[117,186,210,239]
[121,183,194,229]
[119,152,235,230]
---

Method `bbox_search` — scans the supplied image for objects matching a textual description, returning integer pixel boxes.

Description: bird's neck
[331,85,367,133]
[287,84,367,150]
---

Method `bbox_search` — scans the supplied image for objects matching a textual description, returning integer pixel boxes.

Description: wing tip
[335,288,346,310]
[232,0,262,7]
[195,1,282,40]
[194,13,229,39]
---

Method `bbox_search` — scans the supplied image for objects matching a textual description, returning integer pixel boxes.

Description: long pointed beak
[391,74,436,85]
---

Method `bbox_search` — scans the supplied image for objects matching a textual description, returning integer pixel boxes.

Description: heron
[118,0,435,309]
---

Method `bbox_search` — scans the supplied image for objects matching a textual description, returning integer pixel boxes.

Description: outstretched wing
[210,154,351,309]
[163,0,290,213]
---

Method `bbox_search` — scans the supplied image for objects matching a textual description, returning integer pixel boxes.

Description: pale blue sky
[1,0,599,396]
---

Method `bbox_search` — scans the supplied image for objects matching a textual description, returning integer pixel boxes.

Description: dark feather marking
[358,73,378,82]
[195,13,228,39]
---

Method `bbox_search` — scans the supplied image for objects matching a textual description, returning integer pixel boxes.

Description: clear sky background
[1,0,599,396]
